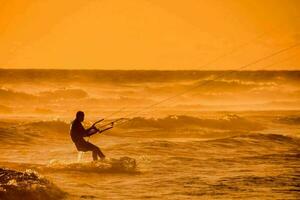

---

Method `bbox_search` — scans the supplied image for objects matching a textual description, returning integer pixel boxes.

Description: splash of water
[46,157,138,173]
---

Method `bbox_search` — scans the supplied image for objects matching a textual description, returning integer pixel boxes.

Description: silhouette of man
[70,111,113,161]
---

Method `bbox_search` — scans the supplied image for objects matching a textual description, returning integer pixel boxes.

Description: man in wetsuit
[70,111,113,161]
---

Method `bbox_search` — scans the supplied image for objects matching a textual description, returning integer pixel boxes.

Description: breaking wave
[0,168,66,200]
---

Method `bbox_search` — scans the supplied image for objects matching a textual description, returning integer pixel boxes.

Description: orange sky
[0,0,299,70]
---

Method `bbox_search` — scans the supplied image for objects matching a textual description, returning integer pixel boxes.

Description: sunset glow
[0,0,299,70]
[1,1,300,200]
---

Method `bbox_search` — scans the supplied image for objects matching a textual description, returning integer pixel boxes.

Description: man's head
[76,111,84,122]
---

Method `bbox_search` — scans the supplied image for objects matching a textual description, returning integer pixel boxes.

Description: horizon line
[1,68,300,71]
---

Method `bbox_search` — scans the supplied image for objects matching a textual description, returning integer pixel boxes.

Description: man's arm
[85,119,104,135]
[85,125,99,137]
[86,125,96,133]
[76,123,97,137]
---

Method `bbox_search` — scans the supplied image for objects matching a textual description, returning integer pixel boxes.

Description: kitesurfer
[70,111,113,161]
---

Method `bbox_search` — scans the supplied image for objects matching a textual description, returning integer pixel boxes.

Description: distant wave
[1,70,300,113]
[211,133,300,148]
[113,133,300,155]
[276,116,300,125]
[192,79,262,92]
[143,79,267,95]
[119,115,265,131]
[34,108,54,114]
[0,88,89,105]
[0,89,37,102]
[0,105,12,113]
[38,89,88,100]
[233,133,298,142]
[1,69,300,84]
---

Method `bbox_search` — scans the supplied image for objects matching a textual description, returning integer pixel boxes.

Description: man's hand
[94,126,100,132]
[91,124,99,132]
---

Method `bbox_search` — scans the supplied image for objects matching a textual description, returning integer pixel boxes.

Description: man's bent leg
[92,150,98,161]
[76,141,105,161]
[86,142,105,161]
[92,146,105,160]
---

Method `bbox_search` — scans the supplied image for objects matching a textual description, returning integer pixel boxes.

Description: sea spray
[46,157,138,173]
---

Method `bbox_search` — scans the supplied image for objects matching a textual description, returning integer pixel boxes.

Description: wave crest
[119,115,264,131]
[23,120,69,134]
[0,168,65,200]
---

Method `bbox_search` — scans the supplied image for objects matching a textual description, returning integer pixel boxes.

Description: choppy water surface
[0,70,300,199]
[0,112,299,199]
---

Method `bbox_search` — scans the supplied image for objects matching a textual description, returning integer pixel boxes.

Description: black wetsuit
[70,119,105,160]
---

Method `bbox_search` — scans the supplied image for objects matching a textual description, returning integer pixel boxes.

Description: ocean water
[0,112,299,199]
[0,70,300,199]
